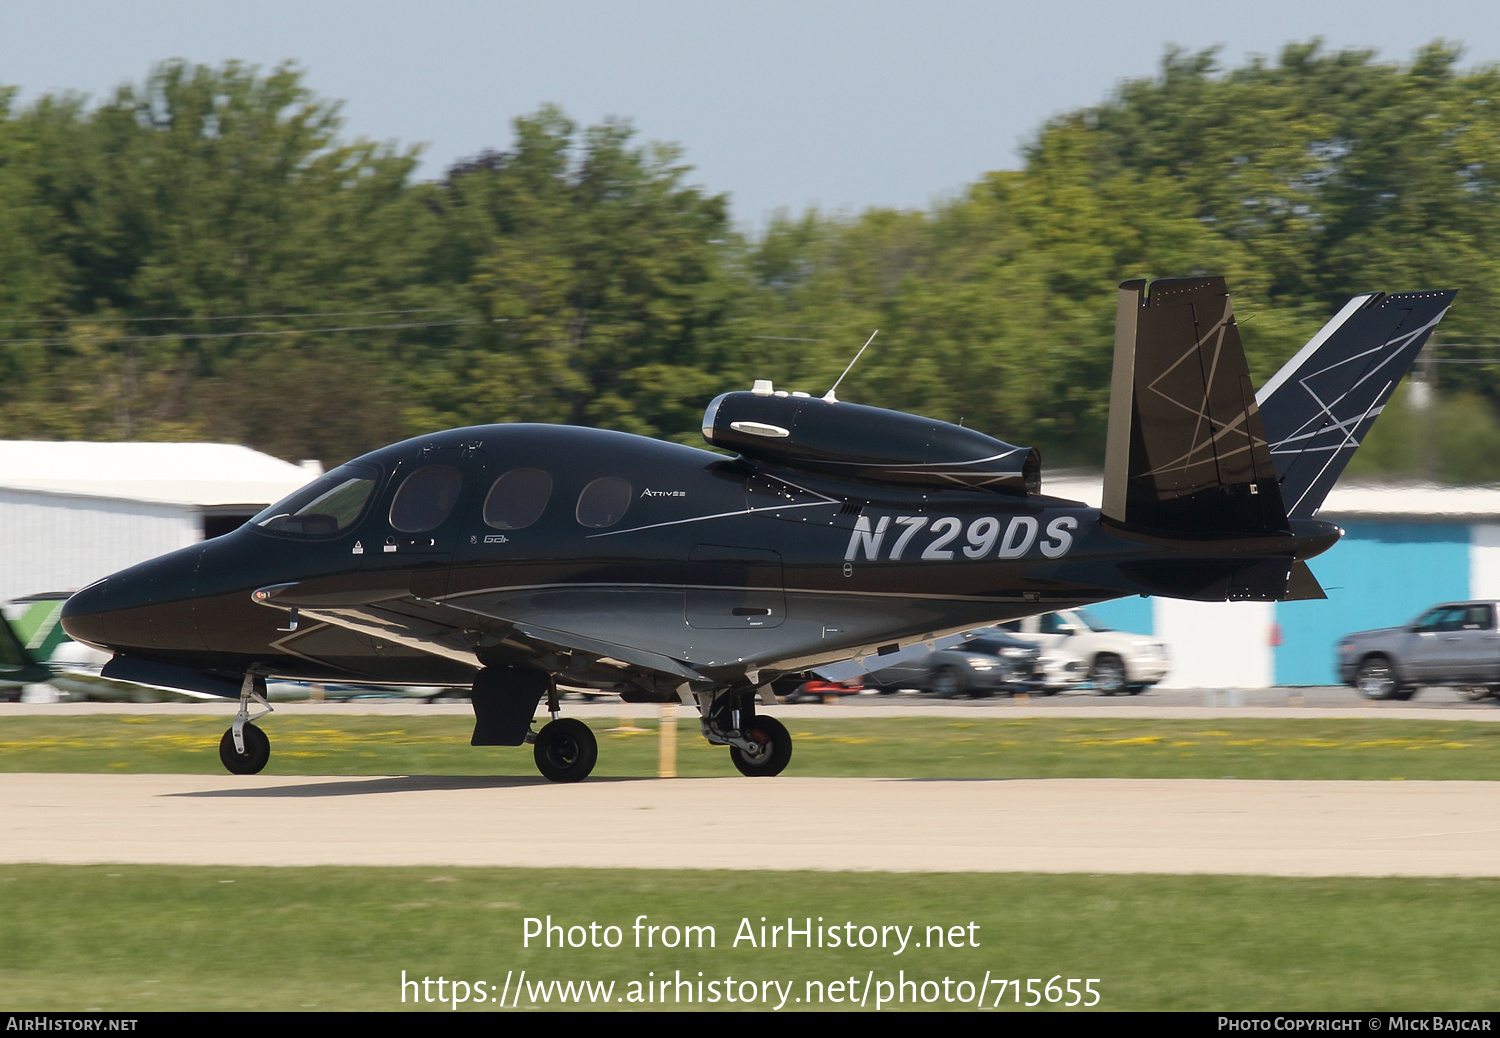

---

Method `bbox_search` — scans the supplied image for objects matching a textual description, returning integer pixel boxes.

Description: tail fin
[1101,276,1289,535]
[1255,290,1455,518]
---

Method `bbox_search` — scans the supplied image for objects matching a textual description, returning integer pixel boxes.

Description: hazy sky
[4,1,1499,229]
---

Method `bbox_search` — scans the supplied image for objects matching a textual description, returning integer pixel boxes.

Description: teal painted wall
[1085,594,1154,636]
[1273,522,1470,685]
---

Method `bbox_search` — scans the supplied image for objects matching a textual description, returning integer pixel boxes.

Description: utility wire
[0,307,461,326]
[0,318,478,346]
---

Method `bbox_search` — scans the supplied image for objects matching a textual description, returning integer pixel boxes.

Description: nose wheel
[219,670,273,775]
[219,722,271,774]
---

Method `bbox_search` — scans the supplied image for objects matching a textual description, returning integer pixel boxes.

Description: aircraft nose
[60,578,114,649]
[60,544,206,653]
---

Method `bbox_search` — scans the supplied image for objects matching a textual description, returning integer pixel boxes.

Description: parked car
[999,609,1169,695]
[1339,601,1500,701]
[863,630,1042,697]
[779,678,864,704]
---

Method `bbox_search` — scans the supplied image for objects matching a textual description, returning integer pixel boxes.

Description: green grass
[2,865,1498,1011]
[3,714,1500,780]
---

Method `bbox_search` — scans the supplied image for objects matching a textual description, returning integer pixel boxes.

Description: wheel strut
[696,685,794,776]
[220,670,274,775]
[525,673,597,782]
[232,671,273,753]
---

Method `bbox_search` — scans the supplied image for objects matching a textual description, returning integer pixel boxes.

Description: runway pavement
[4,773,1500,877]
[6,693,1499,877]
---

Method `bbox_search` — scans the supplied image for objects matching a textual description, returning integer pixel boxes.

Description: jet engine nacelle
[702,388,1040,494]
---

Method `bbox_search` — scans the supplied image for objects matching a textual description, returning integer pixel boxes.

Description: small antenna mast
[823,330,878,402]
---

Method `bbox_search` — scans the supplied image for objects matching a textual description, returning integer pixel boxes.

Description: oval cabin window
[389,465,463,533]
[484,468,553,530]
[576,476,632,529]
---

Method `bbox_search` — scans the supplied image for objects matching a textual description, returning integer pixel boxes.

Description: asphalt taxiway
[5,694,1498,876]
[3,772,1498,877]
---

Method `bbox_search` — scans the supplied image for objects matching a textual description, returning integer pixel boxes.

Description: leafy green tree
[1056,41,1500,386]
[738,39,1500,476]
[0,61,446,457]
[410,107,742,445]
[735,126,1270,464]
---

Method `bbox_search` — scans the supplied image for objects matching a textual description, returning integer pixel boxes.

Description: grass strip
[2,714,1500,780]
[1,864,1497,1011]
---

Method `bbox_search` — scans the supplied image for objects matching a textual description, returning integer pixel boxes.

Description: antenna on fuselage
[822,330,878,402]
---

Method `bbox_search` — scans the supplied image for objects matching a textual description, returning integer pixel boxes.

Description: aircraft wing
[256,584,711,688]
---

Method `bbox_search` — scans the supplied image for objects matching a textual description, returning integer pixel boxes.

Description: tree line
[2,44,1498,480]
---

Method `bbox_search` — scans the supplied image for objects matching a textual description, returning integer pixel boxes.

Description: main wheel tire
[533,718,598,783]
[218,723,270,775]
[729,715,793,777]
[931,666,964,699]
[1355,656,1405,700]
[1091,654,1126,696]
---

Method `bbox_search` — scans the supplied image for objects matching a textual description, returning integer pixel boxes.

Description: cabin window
[483,468,553,530]
[252,463,379,537]
[576,476,632,528]
[389,465,463,533]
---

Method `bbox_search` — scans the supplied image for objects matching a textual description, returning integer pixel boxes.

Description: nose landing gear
[219,722,270,774]
[220,671,273,775]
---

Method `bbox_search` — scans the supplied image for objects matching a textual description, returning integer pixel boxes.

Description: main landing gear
[530,673,598,783]
[219,671,273,775]
[469,666,599,783]
[469,670,794,781]
[533,717,598,783]
[728,715,792,776]
[698,686,793,777]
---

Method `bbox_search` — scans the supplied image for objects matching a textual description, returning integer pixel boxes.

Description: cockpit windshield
[250,462,380,537]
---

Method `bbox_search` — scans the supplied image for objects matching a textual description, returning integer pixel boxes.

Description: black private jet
[61,277,1453,781]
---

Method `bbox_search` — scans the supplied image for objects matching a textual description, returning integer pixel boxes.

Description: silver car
[1338,601,1500,700]
[864,631,1042,698]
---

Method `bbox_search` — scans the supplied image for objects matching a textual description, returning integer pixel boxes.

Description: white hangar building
[1048,474,1500,689]
[0,442,320,606]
